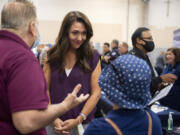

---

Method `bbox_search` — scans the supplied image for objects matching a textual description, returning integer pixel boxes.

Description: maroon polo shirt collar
[0,30,31,50]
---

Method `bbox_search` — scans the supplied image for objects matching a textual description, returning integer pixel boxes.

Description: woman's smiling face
[68,21,87,50]
[166,50,175,65]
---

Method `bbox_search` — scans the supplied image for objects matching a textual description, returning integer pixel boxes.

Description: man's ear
[136,37,144,45]
[28,21,36,37]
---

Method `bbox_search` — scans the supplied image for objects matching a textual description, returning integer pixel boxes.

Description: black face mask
[141,39,155,52]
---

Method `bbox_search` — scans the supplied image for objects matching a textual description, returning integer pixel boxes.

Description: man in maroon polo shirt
[0,1,89,135]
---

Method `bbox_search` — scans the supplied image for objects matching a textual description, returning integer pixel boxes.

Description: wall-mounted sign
[173,28,180,48]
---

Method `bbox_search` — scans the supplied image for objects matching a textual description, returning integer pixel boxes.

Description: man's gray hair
[1,0,37,30]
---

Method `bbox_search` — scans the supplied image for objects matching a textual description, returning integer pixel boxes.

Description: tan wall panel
[149,26,178,48]
[38,20,60,44]
[92,23,122,44]
[39,20,122,45]
[38,20,179,49]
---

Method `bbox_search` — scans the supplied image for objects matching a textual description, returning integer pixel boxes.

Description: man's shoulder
[129,49,136,55]
[1,42,38,71]
[129,48,139,55]
[129,48,146,60]
[4,40,35,60]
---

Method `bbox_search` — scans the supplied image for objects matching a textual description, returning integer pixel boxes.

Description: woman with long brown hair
[44,11,101,135]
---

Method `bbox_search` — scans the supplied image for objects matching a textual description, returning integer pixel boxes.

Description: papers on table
[148,84,173,105]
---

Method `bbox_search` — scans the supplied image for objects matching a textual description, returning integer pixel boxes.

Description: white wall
[147,0,180,48]
[1,0,179,49]
[0,0,145,47]
[0,0,8,24]
[34,0,127,23]
[0,0,7,11]
[32,0,144,46]
[148,0,180,27]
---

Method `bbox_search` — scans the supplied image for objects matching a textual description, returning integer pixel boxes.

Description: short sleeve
[7,57,49,112]
[90,50,100,72]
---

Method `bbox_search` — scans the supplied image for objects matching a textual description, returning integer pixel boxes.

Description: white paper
[148,84,173,105]
[77,124,84,135]
[151,104,168,113]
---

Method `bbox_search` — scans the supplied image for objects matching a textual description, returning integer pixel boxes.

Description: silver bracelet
[80,113,87,120]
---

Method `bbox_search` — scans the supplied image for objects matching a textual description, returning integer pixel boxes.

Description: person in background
[129,27,177,96]
[102,39,119,65]
[31,42,41,58]
[39,44,53,68]
[110,39,119,51]
[0,1,89,135]
[109,39,120,61]
[118,41,129,55]
[84,54,163,135]
[48,43,52,48]
[154,51,166,75]
[39,45,51,68]
[101,42,111,69]
[44,11,101,135]
[89,41,95,49]
[95,42,112,118]
[159,48,180,111]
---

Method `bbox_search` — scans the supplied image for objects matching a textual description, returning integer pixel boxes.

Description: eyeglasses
[140,37,153,41]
